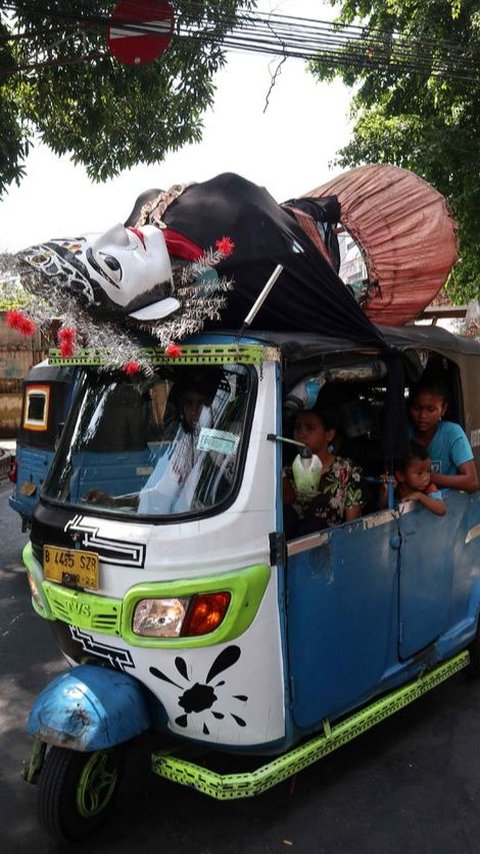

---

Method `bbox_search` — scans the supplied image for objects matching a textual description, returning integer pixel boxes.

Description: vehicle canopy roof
[243,325,480,464]
[24,360,77,386]
[238,324,480,375]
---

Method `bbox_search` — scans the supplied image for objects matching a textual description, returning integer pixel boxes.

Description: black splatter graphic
[149,645,248,734]
[206,646,241,683]
[175,656,190,682]
[178,683,217,713]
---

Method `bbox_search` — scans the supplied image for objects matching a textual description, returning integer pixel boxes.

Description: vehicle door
[397,490,473,659]
[286,510,400,730]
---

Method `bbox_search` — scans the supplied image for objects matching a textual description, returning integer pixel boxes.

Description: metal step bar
[152,651,470,800]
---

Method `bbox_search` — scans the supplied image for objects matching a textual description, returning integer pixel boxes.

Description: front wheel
[37,745,124,842]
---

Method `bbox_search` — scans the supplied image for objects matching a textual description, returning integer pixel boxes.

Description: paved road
[2,481,480,853]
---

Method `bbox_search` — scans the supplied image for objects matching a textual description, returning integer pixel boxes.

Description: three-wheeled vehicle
[22,324,480,842]
[9,360,79,529]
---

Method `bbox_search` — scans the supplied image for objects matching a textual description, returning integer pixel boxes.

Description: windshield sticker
[197,428,240,455]
[136,466,154,476]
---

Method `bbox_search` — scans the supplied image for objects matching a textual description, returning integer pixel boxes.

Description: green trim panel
[48,344,278,367]
[22,541,36,572]
[28,558,270,648]
[43,582,122,635]
[151,651,470,799]
[122,563,271,648]
[22,542,55,621]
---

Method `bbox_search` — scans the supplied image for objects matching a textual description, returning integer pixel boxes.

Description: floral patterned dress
[287,455,364,529]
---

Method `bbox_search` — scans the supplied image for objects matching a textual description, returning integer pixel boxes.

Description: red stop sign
[107,0,174,65]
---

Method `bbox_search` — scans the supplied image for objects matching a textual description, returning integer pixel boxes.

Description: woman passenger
[409,379,478,493]
[283,405,364,537]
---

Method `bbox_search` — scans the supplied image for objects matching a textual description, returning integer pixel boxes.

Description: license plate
[43,545,99,590]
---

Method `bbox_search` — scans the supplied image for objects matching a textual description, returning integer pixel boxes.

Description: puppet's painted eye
[98,253,122,283]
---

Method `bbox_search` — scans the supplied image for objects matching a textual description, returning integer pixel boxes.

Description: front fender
[26,664,152,751]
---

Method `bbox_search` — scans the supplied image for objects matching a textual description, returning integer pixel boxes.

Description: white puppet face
[82,224,177,318]
[19,223,180,321]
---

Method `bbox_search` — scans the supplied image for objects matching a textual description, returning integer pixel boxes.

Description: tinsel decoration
[0,253,156,374]
[145,239,236,346]
[0,236,235,374]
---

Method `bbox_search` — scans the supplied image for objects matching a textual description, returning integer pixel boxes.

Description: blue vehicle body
[287,489,480,730]
[9,362,79,528]
[27,664,152,750]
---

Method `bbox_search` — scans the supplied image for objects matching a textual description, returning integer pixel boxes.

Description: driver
[84,369,222,513]
[137,370,221,514]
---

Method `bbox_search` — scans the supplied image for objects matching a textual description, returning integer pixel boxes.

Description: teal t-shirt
[423,421,473,475]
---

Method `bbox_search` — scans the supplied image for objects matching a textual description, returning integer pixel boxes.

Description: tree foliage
[310,0,480,303]
[0,1,253,195]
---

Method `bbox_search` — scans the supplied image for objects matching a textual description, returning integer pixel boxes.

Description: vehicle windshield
[44,364,254,518]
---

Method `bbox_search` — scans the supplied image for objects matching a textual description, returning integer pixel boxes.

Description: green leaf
[0,1,255,189]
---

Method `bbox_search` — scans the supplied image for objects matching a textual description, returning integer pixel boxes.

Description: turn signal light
[181,592,231,637]
[27,572,44,611]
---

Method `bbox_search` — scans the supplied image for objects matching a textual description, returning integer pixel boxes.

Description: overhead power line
[0,3,479,82]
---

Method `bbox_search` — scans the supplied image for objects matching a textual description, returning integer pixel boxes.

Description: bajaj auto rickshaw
[15,166,465,842]
[22,325,480,842]
[9,361,79,530]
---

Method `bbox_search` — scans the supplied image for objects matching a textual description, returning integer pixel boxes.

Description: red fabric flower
[58,327,77,358]
[6,310,37,336]
[123,361,141,375]
[58,327,76,344]
[59,341,75,357]
[165,343,183,359]
[215,236,235,258]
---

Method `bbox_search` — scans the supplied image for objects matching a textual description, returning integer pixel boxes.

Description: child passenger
[409,378,478,493]
[283,405,364,537]
[391,443,446,516]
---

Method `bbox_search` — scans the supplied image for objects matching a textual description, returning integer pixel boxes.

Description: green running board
[152,651,470,800]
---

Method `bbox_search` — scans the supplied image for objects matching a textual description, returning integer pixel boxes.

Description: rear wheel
[37,745,124,842]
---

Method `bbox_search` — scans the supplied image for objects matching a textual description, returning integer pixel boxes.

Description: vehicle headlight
[132,592,231,638]
[133,598,189,637]
[27,572,43,609]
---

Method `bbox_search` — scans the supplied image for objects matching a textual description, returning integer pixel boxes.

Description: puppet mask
[18,223,179,321]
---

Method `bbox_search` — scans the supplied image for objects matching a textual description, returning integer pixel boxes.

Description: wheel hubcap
[76,751,118,818]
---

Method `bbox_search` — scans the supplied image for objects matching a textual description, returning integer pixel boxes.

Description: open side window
[282,346,468,531]
[403,350,464,426]
[282,356,391,526]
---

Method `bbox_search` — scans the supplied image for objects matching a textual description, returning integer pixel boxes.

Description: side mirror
[266,432,304,450]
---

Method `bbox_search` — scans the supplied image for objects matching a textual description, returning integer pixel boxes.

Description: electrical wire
[0,3,478,82]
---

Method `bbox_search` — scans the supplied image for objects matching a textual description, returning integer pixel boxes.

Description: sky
[0,1,354,253]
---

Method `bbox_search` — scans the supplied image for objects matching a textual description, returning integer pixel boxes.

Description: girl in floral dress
[283,406,364,537]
